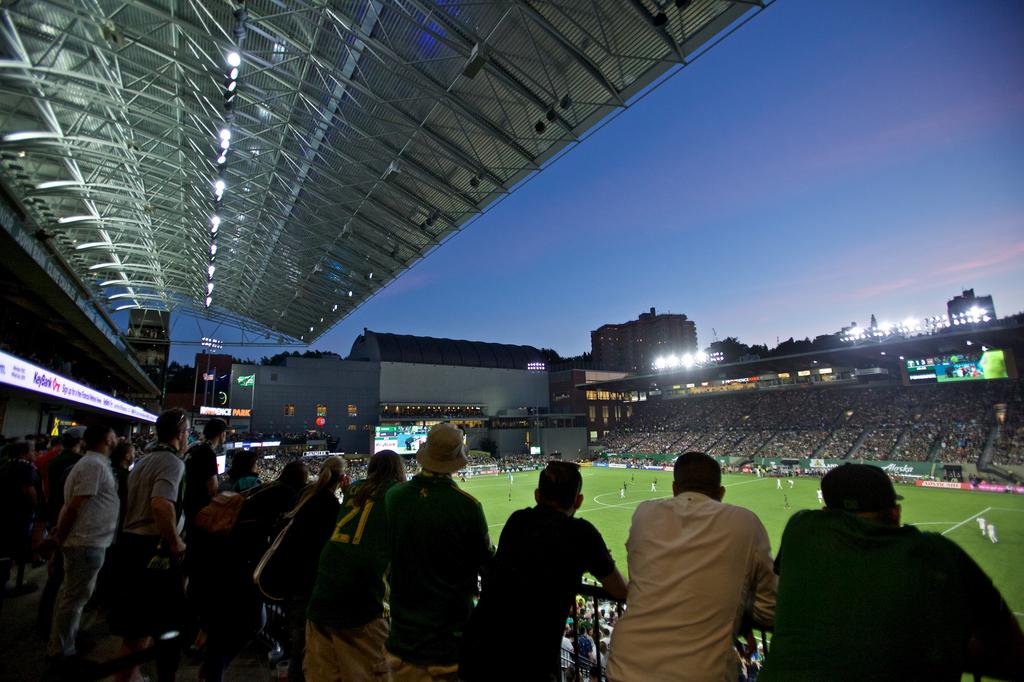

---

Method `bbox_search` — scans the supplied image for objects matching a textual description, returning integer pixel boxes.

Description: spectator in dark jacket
[280,456,349,682]
[197,459,308,682]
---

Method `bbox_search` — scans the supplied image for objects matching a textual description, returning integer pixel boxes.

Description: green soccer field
[460,467,1024,621]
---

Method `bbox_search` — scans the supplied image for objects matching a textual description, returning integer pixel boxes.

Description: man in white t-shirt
[608,452,776,682]
[987,523,998,544]
[977,517,987,536]
[817,489,825,505]
[48,425,119,663]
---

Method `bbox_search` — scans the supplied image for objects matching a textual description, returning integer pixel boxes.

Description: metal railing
[566,582,772,682]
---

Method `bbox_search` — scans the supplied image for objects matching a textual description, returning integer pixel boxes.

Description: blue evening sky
[169,0,1024,363]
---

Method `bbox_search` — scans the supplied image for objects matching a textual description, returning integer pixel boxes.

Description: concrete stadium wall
[0,394,42,436]
[540,427,587,460]
[379,362,549,413]
[230,358,380,452]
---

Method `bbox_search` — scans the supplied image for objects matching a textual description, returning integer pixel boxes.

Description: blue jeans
[48,545,106,657]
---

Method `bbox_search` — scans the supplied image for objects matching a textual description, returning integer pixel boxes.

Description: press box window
[316,404,328,417]
[347,404,358,417]
[284,404,295,416]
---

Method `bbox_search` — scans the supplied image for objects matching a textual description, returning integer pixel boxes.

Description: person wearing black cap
[761,463,1024,681]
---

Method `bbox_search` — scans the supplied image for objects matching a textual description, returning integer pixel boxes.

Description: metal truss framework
[0,0,767,342]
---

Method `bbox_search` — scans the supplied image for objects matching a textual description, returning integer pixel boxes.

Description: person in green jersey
[305,450,405,681]
[384,423,494,681]
[761,464,1024,682]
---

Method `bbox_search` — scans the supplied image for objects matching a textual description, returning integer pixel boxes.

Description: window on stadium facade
[284,403,295,416]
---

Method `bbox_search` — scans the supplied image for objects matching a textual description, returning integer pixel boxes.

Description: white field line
[587,477,768,513]
[908,522,962,526]
[941,507,992,536]
[989,507,1024,513]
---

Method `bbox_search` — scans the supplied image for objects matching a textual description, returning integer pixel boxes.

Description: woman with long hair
[304,450,406,680]
[279,456,350,682]
[220,449,260,492]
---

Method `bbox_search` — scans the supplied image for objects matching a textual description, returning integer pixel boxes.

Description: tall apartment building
[591,308,697,373]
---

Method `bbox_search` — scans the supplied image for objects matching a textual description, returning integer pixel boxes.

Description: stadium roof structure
[0,0,770,343]
[349,329,544,369]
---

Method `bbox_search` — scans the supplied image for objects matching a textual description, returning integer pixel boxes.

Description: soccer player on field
[776,478,783,490]
[816,489,824,505]
[651,480,657,492]
[978,517,987,536]
[987,523,998,544]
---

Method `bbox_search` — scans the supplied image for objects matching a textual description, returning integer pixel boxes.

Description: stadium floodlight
[75,241,109,251]
[219,138,230,151]
[3,131,61,143]
[207,282,214,294]
[217,153,227,165]
[229,67,239,80]
[210,243,218,256]
[219,129,231,142]
[208,264,216,277]
[694,350,708,364]
[348,290,353,297]
[227,52,241,67]
[226,80,237,92]
[205,296,212,308]
[58,215,98,224]
[682,354,695,368]
[968,306,984,318]
[35,180,81,190]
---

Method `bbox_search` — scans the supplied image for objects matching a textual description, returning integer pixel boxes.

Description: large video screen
[374,425,431,454]
[905,349,1010,384]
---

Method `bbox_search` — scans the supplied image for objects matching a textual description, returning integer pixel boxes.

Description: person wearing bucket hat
[385,423,494,681]
[762,464,1024,681]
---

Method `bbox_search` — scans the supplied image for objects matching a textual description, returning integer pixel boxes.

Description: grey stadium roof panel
[0,0,769,342]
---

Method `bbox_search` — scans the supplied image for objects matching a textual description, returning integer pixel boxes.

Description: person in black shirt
[460,461,627,681]
[1,442,44,609]
[183,418,228,531]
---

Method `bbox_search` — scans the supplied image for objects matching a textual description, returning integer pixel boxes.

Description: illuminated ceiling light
[348,290,353,297]
[98,279,129,287]
[58,215,97,224]
[227,52,241,67]
[205,296,212,308]
[332,304,338,311]
[367,272,373,280]
[229,67,239,80]
[219,138,230,151]
[210,243,218,256]
[88,261,120,270]
[3,131,60,143]
[75,241,109,250]
[309,326,314,332]
[114,304,142,311]
[217,153,227,165]
[208,264,216,277]
[226,80,237,92]
[219,128,231,142]
[107,293,135,300]
[207,282,214,294]
[35,180,81,190]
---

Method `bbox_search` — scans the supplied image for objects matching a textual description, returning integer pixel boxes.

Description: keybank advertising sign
[0,350,157,422]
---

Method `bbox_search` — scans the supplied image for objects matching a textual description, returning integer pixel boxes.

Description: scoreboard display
[904,349,1012,384]
[373,425,431,454]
